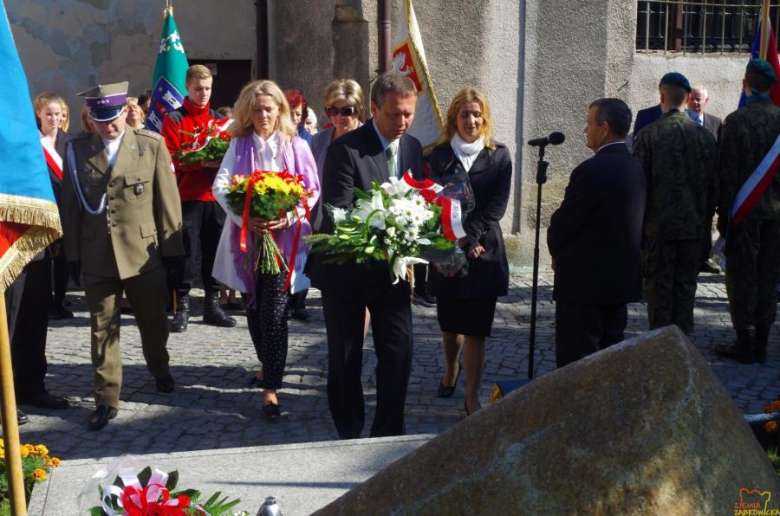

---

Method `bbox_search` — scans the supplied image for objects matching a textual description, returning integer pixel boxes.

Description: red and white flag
[392,0,444,152]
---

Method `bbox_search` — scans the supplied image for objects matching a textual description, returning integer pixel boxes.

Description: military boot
[170,294,190,333]
[714,327,756,364]
[755,325,771,364]
[203,291,237,328]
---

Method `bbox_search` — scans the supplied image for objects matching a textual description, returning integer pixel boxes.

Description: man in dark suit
[633,103,662,138]
[548,98,646,368]
[313,71,422,439]
[687,85,723,274]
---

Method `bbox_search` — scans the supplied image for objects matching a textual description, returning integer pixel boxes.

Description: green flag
[146,6,189,132]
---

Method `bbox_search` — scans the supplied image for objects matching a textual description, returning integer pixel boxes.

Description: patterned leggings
[246,272,289,390]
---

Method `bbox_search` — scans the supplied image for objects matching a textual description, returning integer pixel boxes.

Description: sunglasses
[326,105,356,117]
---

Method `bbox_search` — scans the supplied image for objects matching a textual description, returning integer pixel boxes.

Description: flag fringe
[0,198,62,235]
[0,226,60,291]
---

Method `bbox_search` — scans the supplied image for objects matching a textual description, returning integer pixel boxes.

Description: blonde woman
[34,92,73,319]
[126,96,146,129]
[212,80,320,417]
[428,87,512,416]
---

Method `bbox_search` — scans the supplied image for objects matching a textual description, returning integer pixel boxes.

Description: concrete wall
[8,0,255,119]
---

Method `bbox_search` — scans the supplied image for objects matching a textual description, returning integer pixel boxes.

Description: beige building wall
[8,0,256,120]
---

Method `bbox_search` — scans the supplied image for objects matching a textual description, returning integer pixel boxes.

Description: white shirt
[103,132,125,167]
[372,121,401,177]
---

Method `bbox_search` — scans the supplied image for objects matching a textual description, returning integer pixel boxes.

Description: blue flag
[0,0,61,289]
[146,7,189,133]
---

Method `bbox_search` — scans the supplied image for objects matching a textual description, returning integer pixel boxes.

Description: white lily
[381,176,412,196]
[331,206,347,223]
[353,191,386,229]
[391,255,429,284]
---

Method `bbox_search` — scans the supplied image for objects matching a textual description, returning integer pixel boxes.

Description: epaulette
[134,128,162,141]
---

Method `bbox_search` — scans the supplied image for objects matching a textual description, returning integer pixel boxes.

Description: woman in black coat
[428,87,512,416]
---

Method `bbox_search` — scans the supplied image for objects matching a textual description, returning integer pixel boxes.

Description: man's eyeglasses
[326,105,356,117]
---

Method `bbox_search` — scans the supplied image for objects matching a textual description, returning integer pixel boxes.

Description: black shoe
[203,292,237,328]
[16,409,28,426]
[18,392,69,409]
[437,362,462,398]
[155,374,175,393]
[291,308,310,321]
[714,341,755,364]
[699,262,721,274]
[88,405,117,431]
[413,292,437,308]
[48,305,74,320]
[170,294,190,333]
[262,402,281,418]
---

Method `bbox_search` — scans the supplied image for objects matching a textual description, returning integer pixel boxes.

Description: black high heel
[437,362,462,398]
[262,402,281,418]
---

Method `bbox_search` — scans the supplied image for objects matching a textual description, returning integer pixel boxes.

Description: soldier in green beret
[61,82,186,430]
[714,59,780,364]
[633,72,718,335]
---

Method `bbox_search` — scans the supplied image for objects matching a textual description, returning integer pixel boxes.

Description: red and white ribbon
[729,132,780,229]
[39,132,63,180]
[398,170,465,241]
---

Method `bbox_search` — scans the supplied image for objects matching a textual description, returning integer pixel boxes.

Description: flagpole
[760,0,771,60]
[0,295,26,516]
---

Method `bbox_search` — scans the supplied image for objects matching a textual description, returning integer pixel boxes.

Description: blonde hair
[125,96,146,127]
[60,99,70,132]
[322,79,365,122]
[80,105,92,133]
[231,80,295,140]
[186,64,212,84]
[442,87,495,150]
[33,92,65,124]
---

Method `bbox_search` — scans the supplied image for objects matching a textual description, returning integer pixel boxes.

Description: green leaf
[137,466,152,487]
[166,470,179,491]
[88,506,103,516]
[354,187,370,201]
[113,475,125,489]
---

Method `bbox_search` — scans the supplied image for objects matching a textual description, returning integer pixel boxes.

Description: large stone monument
[315,326,780,515]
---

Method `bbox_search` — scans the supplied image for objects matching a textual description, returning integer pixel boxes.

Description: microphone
[528,132,565,147]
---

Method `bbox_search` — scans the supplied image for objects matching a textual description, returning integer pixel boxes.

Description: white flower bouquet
[307,173,457,282]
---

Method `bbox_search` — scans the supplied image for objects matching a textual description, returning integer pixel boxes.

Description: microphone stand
[527,143,549,380]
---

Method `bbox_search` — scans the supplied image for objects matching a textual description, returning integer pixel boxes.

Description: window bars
[636,0,780,54]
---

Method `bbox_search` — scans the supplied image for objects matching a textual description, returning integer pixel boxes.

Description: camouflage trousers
[642,237,700,334]
[725,218,780,331]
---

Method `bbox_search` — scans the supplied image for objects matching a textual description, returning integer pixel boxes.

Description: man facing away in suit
[61,82,186,431]
[687,85,723,275]
[548,98,646,368]
[313,71,423,439]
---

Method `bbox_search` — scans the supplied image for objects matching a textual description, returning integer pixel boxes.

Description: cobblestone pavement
[13,271,780,461]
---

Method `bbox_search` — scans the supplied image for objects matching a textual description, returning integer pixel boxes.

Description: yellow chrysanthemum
[19,447,28,458]
[0,449,5,459]
[35,445,49,456]
[32,469,46,482]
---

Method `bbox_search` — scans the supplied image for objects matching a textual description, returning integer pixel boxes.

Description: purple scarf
[228,133,319,308]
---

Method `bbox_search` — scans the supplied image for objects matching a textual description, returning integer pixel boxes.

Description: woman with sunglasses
[310,79,365,231]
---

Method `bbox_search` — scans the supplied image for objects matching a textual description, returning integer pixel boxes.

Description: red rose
[420,189,437,203]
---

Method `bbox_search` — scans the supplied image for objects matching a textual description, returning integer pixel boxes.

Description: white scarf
[450,133,485,173]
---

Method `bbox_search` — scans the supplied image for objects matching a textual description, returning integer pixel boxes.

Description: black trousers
[322,275,413,439]
[246,272,289,390]
[555,300,628,368]
[5,255,51,397]
[52,241,69,307]
[177,200,226,295]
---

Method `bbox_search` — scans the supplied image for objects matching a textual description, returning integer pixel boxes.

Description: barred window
[636,1,780,54]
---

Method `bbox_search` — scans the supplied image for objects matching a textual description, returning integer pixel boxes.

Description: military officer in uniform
[60,82,185,430]
[715,60,780,365]
[633,72,718,335]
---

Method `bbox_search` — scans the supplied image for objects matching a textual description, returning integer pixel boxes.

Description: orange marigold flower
[35,445,48,456]
[32,469,46,482]
[25,444,35,454]
[766,421,778,433]
[771,401,780,411]
[49,457,61,467]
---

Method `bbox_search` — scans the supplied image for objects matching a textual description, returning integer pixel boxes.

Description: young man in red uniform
[162,64,236,331]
